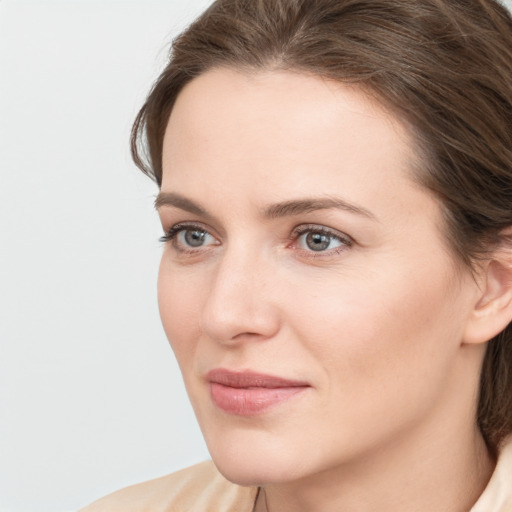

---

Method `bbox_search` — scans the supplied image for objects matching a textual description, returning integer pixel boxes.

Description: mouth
[207,369,310,416]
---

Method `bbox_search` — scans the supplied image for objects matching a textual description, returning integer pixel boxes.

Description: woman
[82,0,512,510]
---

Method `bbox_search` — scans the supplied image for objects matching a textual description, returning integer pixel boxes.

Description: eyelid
[291,224,353,243]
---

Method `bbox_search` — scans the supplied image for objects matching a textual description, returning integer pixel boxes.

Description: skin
[157,68,496,512]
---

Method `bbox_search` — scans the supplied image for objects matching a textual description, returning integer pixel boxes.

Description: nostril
[232,331,270,341]
[201,298,281,345]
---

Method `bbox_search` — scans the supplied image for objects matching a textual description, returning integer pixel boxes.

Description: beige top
[81,439,512,512]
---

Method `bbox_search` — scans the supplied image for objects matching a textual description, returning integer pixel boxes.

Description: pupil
[185,230,205,247]
[306,232,330,251]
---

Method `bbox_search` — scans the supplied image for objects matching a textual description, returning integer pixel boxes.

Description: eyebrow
[155,192,377,221]
[155,192,212,218]
[263,197,377,220]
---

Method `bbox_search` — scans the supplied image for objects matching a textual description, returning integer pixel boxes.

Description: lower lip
[210,382,308,416]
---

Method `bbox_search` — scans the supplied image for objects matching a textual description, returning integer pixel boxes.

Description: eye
[160,224,218,251]
[293,225,351,254]
[178,228,212,248]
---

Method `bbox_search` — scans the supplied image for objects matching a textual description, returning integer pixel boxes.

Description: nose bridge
[201,240,279,343]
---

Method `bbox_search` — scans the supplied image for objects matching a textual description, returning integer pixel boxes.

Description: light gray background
[0,2,213,511]
[1,1,511,511]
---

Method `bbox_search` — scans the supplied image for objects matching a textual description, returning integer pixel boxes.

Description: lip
[207,369,310,416]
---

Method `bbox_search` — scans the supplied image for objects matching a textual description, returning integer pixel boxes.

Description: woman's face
[157,68,481,485]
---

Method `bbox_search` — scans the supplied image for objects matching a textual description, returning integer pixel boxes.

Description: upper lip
[207,369,310,389]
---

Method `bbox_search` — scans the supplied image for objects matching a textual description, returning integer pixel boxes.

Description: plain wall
[1,1,512,511]
[0,2,213,511]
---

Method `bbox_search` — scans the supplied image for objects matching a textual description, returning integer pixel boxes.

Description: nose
[201,244,281,345]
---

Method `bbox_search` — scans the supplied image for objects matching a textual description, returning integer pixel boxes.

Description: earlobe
[463,231,512,346]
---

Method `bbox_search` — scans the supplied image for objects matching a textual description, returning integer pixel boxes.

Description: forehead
[165,68,415,171]
[162,68,419,204]
[164,68,412,155]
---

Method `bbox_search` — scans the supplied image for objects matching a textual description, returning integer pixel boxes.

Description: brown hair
[131,0,512,455]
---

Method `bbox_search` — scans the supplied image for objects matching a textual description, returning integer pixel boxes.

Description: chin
[212,451,303,487]
[203,427,314,487]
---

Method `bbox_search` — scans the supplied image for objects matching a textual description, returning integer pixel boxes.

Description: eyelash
[159,222,352,257]
[159,223,215,251]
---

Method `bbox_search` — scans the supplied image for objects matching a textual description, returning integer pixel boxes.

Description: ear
[463,228,512,345]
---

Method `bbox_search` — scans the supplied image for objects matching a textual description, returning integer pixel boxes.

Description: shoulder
[471,437,512,512]
[79,460,258,512]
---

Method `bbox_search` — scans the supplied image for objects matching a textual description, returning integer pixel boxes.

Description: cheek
[284,263,462,409]
[157,257,205,362]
